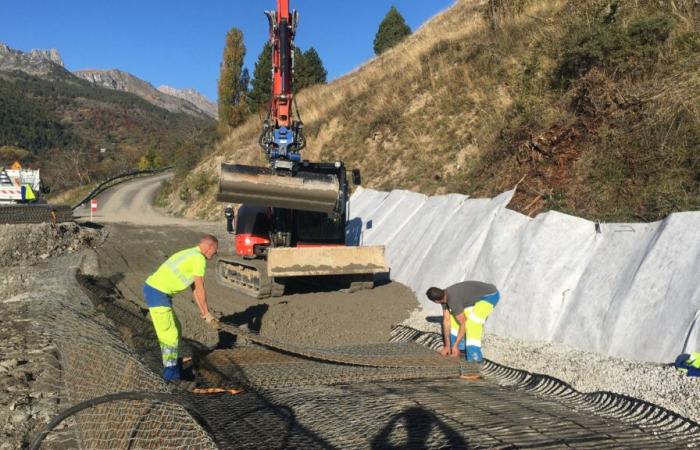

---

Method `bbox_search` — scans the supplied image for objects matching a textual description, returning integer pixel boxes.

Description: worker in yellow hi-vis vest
[426,281,500,363]
[143,234,220,381]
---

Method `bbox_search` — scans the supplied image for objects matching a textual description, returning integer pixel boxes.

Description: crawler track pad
[217,163,339,213]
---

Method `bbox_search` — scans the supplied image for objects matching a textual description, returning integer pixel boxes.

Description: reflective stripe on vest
[164,249,200,287]
[466,338,482,347]
[468,310,486,325]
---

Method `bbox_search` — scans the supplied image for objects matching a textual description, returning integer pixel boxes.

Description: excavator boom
[216,1,388,299]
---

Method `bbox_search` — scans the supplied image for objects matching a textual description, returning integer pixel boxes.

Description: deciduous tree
[218,28,247,131]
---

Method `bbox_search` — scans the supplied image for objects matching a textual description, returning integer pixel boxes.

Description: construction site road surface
[72,171,215,226]
[75,173,694,448]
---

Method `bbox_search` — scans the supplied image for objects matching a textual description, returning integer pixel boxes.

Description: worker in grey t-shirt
[426,281,500,362]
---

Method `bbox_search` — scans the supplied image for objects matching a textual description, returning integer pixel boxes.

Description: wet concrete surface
[95,223,419,348]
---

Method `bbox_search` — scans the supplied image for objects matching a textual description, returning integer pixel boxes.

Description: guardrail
[71,167,172,210]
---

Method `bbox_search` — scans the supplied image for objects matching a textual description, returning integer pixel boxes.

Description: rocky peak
[28,48,64,67]
[158,85,218,119]
[74,69,215,120]
[74,69,149,93]
[0,42,66,76]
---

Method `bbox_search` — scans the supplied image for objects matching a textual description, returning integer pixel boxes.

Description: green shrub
[154,179,172,207]
[554,14,673,87]
[192,171,216,195]
[626,15,673,47]
[179,186,191,202]
[676,32,700,54]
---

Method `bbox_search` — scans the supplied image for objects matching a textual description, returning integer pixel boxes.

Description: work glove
[202,312,221,329]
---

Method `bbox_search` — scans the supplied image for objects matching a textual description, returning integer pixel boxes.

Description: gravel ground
[0,223,104,449]
[0,298,63,450]
[415,318,700,425]
[95,223,418,348]
[0,223,103,267]
[482,333,700,425]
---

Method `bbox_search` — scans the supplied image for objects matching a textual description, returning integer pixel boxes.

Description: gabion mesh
[21,258,216,450]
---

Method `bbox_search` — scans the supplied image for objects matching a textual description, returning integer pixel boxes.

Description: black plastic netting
[23,256,700,449]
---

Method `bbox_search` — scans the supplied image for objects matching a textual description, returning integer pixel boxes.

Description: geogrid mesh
[391,325,700,448]
[22,253,700,449]
[197,344,471,390]
[22,260,216,450]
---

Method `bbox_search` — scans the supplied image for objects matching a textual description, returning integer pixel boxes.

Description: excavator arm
[215,0,388,299]
[218,0,336,213]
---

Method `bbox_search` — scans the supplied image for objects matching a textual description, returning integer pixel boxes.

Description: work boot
[466,346,483,363]
[163,365,181,381]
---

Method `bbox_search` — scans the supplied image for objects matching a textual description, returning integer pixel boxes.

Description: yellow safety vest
[23,184,36,201]
[146,247,206,295]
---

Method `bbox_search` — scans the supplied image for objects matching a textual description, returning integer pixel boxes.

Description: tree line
[218,5,411,132]
[217,30,328,132]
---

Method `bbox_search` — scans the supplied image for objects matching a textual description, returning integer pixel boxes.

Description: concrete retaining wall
[348,187,700,363]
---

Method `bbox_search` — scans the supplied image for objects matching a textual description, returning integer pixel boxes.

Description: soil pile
[95,224,419,347]
[0,222,102,267]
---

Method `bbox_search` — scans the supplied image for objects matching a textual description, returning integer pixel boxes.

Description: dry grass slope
[168,0,699,222]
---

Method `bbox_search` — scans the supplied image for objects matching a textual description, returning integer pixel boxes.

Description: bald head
[199,234,219,259]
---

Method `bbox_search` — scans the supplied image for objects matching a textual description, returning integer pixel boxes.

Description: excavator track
[216,256,376,299]
[216,256,284,299]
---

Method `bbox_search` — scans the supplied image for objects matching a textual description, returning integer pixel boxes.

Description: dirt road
[73,172,213,226]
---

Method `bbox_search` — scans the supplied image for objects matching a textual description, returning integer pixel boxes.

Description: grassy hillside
[0,69,215,193]
[172,0,699,222]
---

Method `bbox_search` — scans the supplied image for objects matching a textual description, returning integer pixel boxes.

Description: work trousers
[149,306,182,380]
[449,291,500,361]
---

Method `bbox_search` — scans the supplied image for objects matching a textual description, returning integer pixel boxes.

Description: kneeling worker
[426,281,500,362]
[143,234,220,381]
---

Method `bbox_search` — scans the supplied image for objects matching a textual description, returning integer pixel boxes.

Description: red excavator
[216,0,387,298]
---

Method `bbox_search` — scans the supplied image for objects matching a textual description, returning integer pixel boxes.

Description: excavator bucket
[217,163,340,213]
[267,246,388,277]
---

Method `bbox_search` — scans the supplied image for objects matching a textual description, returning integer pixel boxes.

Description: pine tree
[217,28,247,131]
[293,47,305,90]
[373,6,411,55]
[296,47,327,91]
[249,42,273,113]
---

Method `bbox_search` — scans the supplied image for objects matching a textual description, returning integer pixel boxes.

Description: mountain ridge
[0,43,67,77]
[158,85,218,119]
[0,42,216,194]
[0,42,215,120]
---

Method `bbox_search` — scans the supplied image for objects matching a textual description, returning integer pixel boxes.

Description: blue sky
[0,1,455,101]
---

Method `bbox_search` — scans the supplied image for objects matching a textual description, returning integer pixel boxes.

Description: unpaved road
[79,173,418,347]
[73,172,214,226]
